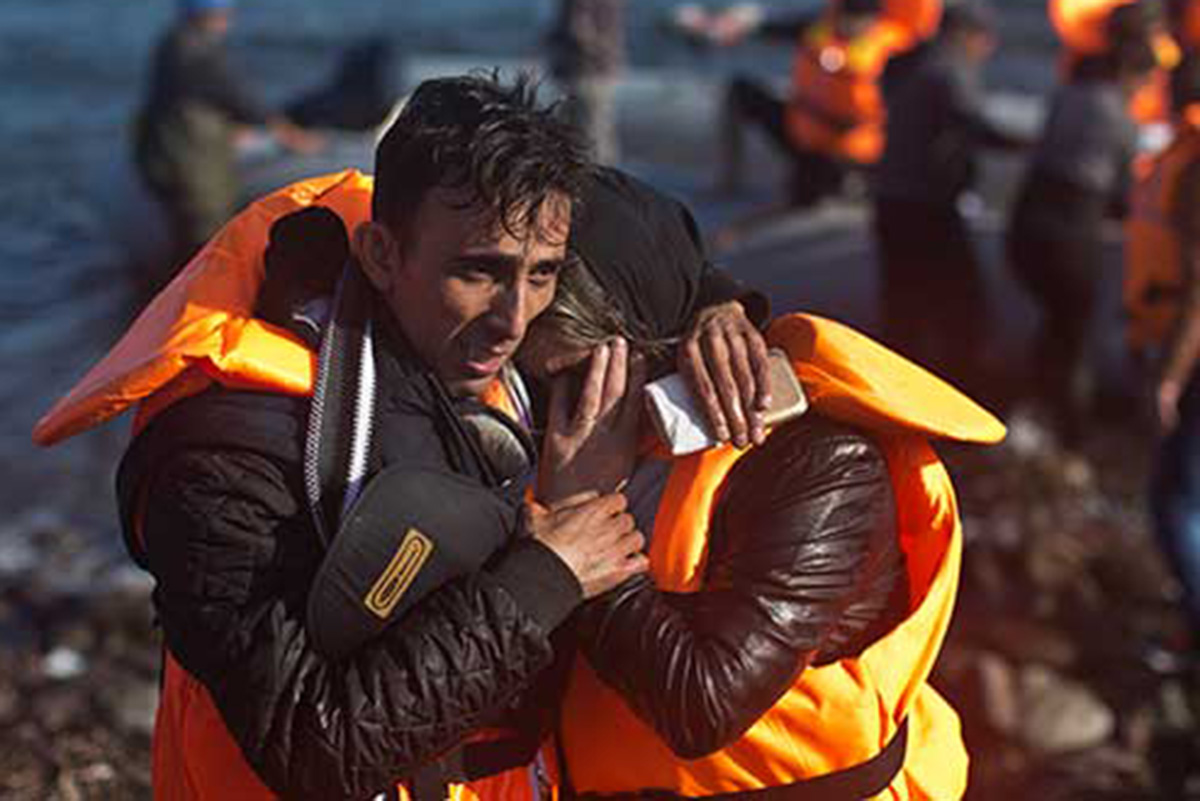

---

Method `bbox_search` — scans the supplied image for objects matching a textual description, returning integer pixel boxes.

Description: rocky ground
[1,405,1198,799]
[939,402,1200,800]
[0,512,156,800]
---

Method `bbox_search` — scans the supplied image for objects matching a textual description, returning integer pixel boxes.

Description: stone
[102,677,158,738]
[1018,665,1116,754]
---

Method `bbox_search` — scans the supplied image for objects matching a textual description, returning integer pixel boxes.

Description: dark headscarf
[568,167,711,342]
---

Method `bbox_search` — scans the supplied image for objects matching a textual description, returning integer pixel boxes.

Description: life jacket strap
[406,732,544,801]
[570,718,908,801]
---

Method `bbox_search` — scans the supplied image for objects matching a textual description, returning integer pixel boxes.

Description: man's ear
[353,221,399,293]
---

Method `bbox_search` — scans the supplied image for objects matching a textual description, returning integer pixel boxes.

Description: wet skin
[359,188,572,398]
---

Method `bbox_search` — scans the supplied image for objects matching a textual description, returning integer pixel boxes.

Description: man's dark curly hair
[372,71,589,243]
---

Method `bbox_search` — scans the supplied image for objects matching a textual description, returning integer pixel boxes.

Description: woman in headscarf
[521,167,1003,799]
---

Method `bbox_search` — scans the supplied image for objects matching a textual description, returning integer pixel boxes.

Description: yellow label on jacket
[365,529,434,618]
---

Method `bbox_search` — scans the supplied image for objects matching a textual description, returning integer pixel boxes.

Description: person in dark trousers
[1007,31,1157,447]
[134,0,322,277]
[547,0,626,165]
[871,2,1027,399]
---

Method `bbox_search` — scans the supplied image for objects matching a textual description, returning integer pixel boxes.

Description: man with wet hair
[95,67,776,800]
[116,73,647,800]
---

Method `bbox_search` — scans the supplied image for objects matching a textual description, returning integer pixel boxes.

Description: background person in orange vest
[871,2,1029,401]
[1006,32,1157,448]
[517,167,1002,799]
[1140,55,1200,655]
[678,0,906,203]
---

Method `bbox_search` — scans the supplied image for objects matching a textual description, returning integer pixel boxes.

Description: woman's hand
[537,338,646,506]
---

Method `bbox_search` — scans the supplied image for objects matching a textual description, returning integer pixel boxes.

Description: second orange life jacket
[560,313,1004,800]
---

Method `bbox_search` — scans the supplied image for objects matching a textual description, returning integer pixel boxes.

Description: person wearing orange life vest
[37,75,662,801]
[1128,54,1200,650]
[680,0,927,205]
[517,167,1004,799]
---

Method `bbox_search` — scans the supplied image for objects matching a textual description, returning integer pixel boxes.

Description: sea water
[1,0,1055,543]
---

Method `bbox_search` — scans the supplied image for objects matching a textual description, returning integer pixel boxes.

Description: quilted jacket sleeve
[142,446,580,800]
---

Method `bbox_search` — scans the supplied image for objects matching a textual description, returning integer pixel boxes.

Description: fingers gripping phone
[643,348,808,455]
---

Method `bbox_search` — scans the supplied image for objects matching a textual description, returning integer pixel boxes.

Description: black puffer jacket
[571,412,905,765]
[117,383,581,800]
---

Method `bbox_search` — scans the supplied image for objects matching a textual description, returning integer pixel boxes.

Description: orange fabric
[1050,0,1133,53]
[32,169,375,447]
[883,0,942,40]
[35,171,538,799]
[1125,34,1180,124]
[1050,0,1180,124]
[156,651,538,801]
[560,314,1002,799]
[1184,0,1200,49]
[785,16,911,164]
[1125,120,1200,349]
[1130,67,1171,124]
[767,314,1005,445]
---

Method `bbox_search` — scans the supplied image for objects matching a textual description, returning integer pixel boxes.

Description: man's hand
[527,492,648,599]
[538,338,646,505]
[679,301,771,448]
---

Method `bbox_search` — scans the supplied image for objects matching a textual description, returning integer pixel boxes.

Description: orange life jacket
[33,170,543,801]
[1051,0,1133,53]
[559,313,1005,799]
[786,15,911,164]
[883,0,942,41]
[1125,113,1200,350]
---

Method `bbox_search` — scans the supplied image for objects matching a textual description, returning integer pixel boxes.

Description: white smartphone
[643,348,808,455]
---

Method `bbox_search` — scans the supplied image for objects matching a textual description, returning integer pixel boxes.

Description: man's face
[377,189,571,397]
